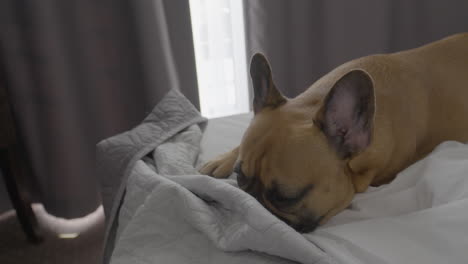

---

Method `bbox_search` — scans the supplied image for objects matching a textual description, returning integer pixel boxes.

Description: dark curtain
[244,0,468,98]
[0,0,198,218]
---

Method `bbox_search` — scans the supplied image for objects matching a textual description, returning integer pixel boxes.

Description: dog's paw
[199,151,237,178]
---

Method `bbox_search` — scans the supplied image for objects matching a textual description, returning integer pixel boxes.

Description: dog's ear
[315,70,375,159]
[250,53,286,114]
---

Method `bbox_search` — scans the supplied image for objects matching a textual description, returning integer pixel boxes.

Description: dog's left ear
[250,53,286,114]
[315,70,375,159]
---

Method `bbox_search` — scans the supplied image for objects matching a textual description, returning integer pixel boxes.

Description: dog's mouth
[235,166,322,233]
[291,217,323,233]
[270,209,323,233]
[258,193,323,233]
[275,213,323,233]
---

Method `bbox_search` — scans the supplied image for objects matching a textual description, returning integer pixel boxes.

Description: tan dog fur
[200,33,468,232]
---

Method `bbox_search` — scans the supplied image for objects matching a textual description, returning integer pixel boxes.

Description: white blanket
[100,90,468,264]
[310,141,468,264]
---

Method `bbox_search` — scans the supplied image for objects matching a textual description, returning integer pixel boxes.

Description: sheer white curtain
[189,0,249,118]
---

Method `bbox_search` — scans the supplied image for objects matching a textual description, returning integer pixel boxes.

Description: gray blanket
[97,90,333,264]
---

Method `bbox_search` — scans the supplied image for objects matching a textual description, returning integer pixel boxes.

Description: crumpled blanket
[98,89,468,264]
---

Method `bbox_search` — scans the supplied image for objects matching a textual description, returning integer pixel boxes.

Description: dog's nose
[236,170,248,188]
[268,209,322,233]
[237,176,264,201]
[262,207,319,233]
[291,215,323,233]
[291,221,319,233]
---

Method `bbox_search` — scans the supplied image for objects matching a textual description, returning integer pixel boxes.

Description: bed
[97,90,468,264]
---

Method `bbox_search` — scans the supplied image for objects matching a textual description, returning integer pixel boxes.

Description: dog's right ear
[315,70,375,159]
[250,53,286,114]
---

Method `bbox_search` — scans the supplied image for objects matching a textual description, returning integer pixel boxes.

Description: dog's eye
[266,189,298,207]
[271,193,297,205]
[266,183,314,207]
[265,185,299,207]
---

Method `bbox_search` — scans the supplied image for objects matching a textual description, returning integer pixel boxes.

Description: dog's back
[401,33,468,150]
[372,33,468,184]
[300,33,468,185]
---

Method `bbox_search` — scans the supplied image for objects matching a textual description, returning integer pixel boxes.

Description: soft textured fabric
[97,89,207,263]
[99,90,468,264]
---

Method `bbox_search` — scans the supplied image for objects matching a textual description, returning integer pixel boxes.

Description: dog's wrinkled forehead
[240,110,292,157]
[239,109,316,175]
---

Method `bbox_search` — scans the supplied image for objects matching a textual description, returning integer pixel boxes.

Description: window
[189,0,249,118]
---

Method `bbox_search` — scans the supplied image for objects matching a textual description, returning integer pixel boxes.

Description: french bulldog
[200,33,468,232]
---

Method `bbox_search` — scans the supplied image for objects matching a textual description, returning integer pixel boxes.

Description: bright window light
[189,0,249,118]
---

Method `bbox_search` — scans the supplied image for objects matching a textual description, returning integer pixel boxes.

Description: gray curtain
[244,0,468,98]
[0,0,198,218]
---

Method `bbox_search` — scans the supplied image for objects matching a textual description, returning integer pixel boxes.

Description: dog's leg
[199,147,239,178]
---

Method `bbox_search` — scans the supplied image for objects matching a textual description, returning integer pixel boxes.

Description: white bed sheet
[199,112,252,162]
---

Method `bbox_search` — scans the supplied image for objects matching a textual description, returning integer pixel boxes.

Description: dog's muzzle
[236,172,321,233]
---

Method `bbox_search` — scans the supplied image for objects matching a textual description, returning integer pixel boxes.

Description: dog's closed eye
[266,190,299,207]
[266,182,314,208]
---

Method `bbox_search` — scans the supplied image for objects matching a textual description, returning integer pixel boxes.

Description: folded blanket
[98,90,468,264]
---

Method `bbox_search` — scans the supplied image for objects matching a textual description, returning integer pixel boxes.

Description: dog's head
[236,53,375,232]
